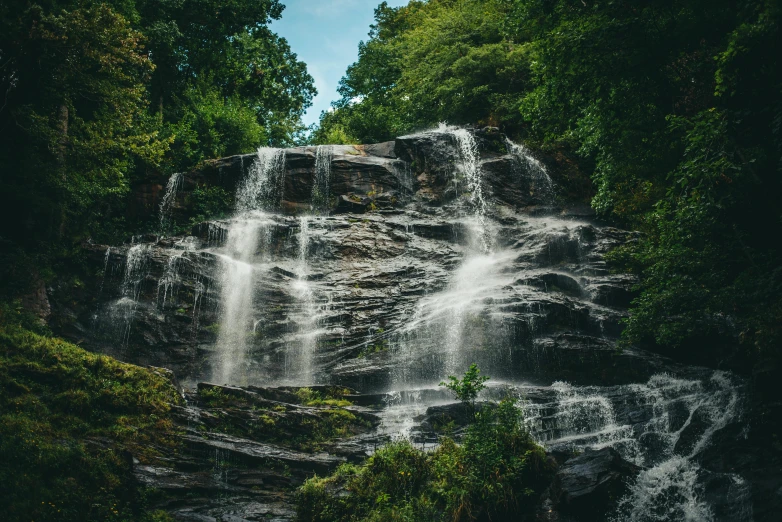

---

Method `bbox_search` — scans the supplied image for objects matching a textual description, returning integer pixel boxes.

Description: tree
[0,3,165,244]
[440,363,489,415]
[315,0,529,144]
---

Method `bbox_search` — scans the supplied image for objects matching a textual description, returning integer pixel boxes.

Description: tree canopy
[0,0,315,252]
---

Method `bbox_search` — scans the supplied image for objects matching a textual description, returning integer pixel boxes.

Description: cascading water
[504,138,555,204]
[116,240,151,346]
[312,145,333,213]
[438,124,490,252]
[213,147,286,384]
[287,215,319,382]
[390,125,499,382]
[157,237,197,308]
[284,145,334,383]
[519,372,749,521]
[159,172,183,233]
[235,147,286,213]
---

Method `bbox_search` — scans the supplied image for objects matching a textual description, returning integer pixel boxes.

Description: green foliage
[506,0,782,361]
[0,308,182,522]
[166,85,267,167]
[297,398,552,522]
[295,387,353,408]
[0,0,315,294]
[314,0,527,143]
[0,3,164,248]
[440,363,490,412]
[186,186,234,225]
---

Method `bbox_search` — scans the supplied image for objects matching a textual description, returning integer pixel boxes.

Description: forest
[1,0,781,521]
[0,0,314,255]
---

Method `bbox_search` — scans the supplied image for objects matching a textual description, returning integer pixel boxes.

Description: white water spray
[437,124,490,253]
[213,147,286,384]
[159,172,183,233]
[520,372,747,522]
[505,138,554,204]
[287,215,319,382]
[117,241,151,345]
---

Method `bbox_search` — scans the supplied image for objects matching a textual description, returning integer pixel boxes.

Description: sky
[271,0,410,128]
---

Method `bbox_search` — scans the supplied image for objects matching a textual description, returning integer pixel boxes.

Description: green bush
[0,311,182,521]
[297,398,552,522]
[440,363,489,415]
[186,185,234,225]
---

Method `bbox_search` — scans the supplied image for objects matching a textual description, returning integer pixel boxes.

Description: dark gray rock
[555,448,641,520]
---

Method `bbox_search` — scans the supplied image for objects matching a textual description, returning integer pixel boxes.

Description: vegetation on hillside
[315,0,782,374]
[0,304,182,521]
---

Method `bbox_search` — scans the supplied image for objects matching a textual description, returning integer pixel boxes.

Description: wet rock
[414,401,499,440]
[555,448,641,520]
[335,194,371,213]
[130,381,386,521]
[359,141,397,159]
[180,432,344,474]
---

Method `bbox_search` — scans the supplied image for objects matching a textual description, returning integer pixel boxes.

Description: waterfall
[157,238,196,308]
[97,246,112,297]
[438,124,490,253]
[312,145,333,213]
[432,125,494,377]
[117,241,151,345]
[280,145,333,383]
[157,254,181,307]
[236,148,286,212]
[288,215,318,382]
[504,138,554,203]
[520,372,748,522]
[612,372,748,522]
[159,172,183,233]
[213,147,286,385]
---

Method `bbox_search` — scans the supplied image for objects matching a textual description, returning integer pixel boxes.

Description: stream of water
[212,147,285,384]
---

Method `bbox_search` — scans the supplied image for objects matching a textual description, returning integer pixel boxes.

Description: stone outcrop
[134,382,380,521]
[554,448,641,519]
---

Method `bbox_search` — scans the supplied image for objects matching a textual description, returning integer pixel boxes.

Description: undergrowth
[297,399,552,522]
[0,304,181,522]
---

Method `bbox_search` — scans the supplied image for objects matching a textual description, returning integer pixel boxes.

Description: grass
[295,387,353,407]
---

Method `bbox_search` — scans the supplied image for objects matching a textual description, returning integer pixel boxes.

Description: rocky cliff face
[48,127,778,521]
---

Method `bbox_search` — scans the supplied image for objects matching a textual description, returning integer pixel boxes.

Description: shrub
[296,398,552,522]
[0,314,182,521]
[440,363,490,416]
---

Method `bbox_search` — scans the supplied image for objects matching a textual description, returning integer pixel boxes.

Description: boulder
[335,194,371,214]
[555,448,641,520]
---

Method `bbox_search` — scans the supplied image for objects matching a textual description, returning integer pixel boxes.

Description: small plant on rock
[439,363,489,417]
